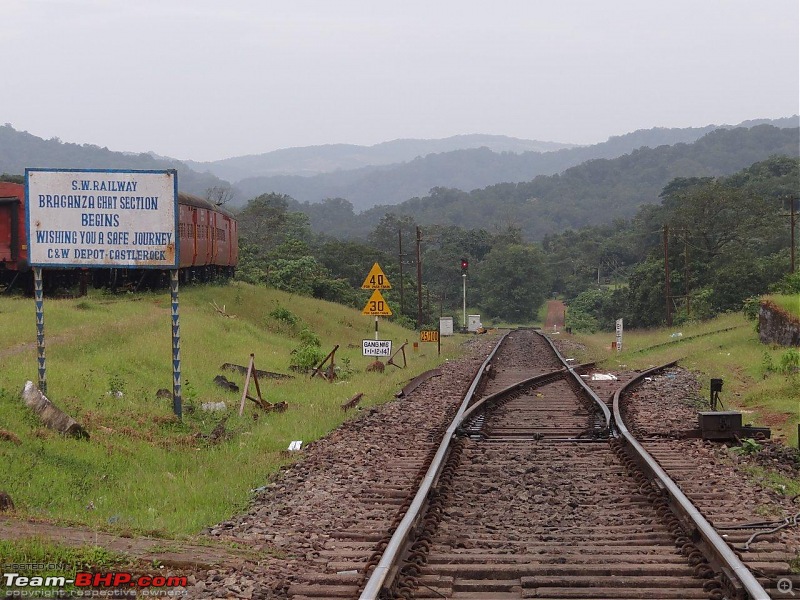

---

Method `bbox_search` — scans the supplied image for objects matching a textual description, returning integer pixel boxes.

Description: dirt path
[543,299,566,330]
[0,515,259,569]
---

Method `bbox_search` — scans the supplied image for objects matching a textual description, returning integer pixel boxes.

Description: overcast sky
[4,0,798,162]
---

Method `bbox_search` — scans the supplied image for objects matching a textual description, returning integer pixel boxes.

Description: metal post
[416,226,423,329]
[398,229,405,316]
[375,316,378,341]
[170,270,182,419]
[664,225,671,325]
[462,273,467,332]
[34,267,46,394]
[790,198,795,273]
[684,233,690,318]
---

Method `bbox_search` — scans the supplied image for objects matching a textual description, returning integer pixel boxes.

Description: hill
[183,134,577,181]
[293,125,800,240]
[0,283,452,535]
[0,124,228,197]
[233,117,799,211]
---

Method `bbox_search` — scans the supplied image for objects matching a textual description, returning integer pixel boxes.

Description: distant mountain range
[182,134,577,180]
[1,116,797,214]
[293,124,800,241]
[219,116,800,210]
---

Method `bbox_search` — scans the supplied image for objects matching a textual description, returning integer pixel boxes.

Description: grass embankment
[0,283,462,538]
[769,293,800,318]
[566,312,800,446]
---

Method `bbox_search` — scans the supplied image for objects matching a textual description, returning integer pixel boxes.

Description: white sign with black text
[362,339,392,356]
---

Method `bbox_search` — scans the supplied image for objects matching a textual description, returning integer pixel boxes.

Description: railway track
[288,329,795,600]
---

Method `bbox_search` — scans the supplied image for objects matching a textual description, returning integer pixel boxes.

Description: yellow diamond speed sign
[362,289,393,316]
[361,262,392,289]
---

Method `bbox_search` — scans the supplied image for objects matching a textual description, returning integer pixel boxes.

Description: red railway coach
[0,182,238,292]
[0,182,28,290]
[177,192,238,279]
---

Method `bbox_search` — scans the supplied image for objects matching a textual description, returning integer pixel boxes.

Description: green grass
[769,293,800,318]
[0,283,464,537]
[0,537,133,591]
[572,312,800,445]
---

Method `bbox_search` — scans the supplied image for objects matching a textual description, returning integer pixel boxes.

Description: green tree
[475,244,551,322]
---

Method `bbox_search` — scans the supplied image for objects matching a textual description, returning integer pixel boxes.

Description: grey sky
[5,0,799,162]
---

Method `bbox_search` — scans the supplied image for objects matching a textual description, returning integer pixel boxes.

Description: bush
[770,272,800,294]
[779,348,800,375]
[288,327,324,371]
[289,345,325,371]
[565,308,598,333]
[742,296,762,321]
[269,305,298,326]
[298,327,321,347]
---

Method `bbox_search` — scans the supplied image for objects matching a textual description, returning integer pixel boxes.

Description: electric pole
[664,224,672,327]
[416,226,423,329]
[398,229,405,316]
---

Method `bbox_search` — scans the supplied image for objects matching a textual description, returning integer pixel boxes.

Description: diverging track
[355,329,774,600]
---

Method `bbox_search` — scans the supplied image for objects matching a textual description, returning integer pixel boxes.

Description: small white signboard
[26,168,178,268]
[615,318,623,352]
[362,339,392,356]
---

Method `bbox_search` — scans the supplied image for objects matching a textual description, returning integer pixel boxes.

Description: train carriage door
[210,211,219,264]
[230,217,238,266]
[200,208,210,264]
[191,206,198,266]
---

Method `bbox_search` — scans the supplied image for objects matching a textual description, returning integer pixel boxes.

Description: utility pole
[684,232,690,318]
[664,224,672,327]
[398,229,405,315]
[416,226,423,329]
[792,198,796,274]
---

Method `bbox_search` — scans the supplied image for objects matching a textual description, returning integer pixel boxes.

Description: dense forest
[289,125,800,240]
[232,154,799,331]
[231,118,799,210]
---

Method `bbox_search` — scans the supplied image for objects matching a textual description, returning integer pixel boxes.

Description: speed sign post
[361,263,392,355]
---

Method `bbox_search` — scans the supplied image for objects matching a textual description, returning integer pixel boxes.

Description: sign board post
[361,263,392,351]
[33,267,46,393]
[420,329,440,355]
[615,318,623,352]
[25,168,180,415]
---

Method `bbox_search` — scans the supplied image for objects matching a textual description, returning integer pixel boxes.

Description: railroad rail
[350,329,775,600]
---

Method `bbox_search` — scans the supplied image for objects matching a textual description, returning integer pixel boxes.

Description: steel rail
[459,369,564,426]
[358,330,511,599]
[612,362,770,600]
[536,330,612,429]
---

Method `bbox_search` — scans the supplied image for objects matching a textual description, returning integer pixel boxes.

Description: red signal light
[460,258,469,272]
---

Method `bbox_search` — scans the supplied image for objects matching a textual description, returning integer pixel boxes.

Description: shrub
[289,344,325,371]
[742,296,761,321]
[269,305,298,326]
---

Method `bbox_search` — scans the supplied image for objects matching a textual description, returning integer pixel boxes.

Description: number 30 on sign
[362,289,392,316]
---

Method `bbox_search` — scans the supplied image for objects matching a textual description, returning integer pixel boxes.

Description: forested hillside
[232,155,799,330]
[292,125,800,240]
[0,124,226,197]
[233,118,798,210]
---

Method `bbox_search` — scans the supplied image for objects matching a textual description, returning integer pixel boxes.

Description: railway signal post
[460,258,468,332]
